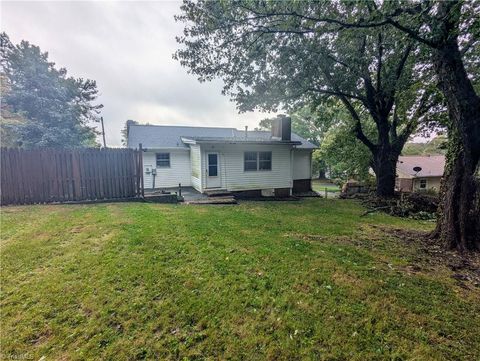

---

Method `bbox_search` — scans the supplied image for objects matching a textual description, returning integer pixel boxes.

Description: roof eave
[181,137,302,146]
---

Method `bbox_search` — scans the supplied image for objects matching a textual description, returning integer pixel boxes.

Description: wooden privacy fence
[1,147,144,205]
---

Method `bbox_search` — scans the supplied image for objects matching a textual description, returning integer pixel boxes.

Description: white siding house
[142,149,191,189]
[196,143,293,191]
[293,149,312,180]
[127,117,317,195]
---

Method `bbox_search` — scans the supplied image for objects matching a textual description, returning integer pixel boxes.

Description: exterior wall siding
[396,176,442,193]
[396,177,414,192]
[200,143,293,191]
[142,150,192,189]
[413,177,441,192]
[292,149,312,180]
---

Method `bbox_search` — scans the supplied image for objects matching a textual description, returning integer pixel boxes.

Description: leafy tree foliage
[321,0,480,250]
[175,0,478,250]
[175,0,443,197]
[120,119,139,146]
[0,73,26,147]
[0,33,102,148]
[319,125,372,181]
[402,136,447,156]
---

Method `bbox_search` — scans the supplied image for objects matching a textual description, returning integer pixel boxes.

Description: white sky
[1,1,273,146]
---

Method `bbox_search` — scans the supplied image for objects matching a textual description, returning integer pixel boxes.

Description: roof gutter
[181,137,302,146]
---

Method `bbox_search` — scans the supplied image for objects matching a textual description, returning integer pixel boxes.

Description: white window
[244,151,258,171]
[156,153,170,168]
[419,179,427,189]
[244,151,272,171]
[259,152,272,170]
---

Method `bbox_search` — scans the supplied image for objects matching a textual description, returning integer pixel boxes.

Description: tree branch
[235,3,440,48]
[339,97,377,154]
[376,32,383,91]
[308,87,366,102]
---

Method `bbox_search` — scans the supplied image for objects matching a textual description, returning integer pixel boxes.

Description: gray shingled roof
[127,124,317,149]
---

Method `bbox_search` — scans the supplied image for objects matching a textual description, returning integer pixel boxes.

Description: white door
[206,153,221,188]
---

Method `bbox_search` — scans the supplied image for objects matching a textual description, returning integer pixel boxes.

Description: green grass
[1,199,479,360]
[312,180,341,193]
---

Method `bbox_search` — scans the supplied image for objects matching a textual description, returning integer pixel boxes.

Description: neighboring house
[127,116,317,195]
[395,155,445,193]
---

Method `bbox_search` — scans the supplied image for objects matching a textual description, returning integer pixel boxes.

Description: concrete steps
[204,189,232,197]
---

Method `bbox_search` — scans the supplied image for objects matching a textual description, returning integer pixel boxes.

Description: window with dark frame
[244,151,272,171]
[156,153,170,168]
[258,151,272,170]
[244,151,257,171]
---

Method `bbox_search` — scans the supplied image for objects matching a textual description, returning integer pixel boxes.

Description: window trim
[258,151,272,171]
[244,151,272,172]
[156,152,171,168]
[244,151,258,172]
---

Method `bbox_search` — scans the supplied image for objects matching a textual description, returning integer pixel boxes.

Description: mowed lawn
[1,199,479,360]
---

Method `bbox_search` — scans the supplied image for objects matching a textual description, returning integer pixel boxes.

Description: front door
[206,153,221,188]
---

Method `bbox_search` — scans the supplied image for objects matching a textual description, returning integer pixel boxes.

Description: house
[395,155,445,193]
[127,116,317,196]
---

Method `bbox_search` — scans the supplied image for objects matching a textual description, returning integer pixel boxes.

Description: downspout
[290,146,295,195]
[310,150,314,191]
[223,149,227,190]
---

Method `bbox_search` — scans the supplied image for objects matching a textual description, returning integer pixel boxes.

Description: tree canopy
[175,0,479,250]
[175,0,443,197]
[0,33,102,148]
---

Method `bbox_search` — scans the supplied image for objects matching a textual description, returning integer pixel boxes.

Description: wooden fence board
[1,147,143,205]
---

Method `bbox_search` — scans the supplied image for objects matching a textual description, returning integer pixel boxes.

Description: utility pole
[100,116,107,148]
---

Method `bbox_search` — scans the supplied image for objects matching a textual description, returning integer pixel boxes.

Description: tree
[402,135,448,156]
[0,33,102,148]
[283,1,479,250]
[175,1,441,198]
[120,119,138,146]
[319,125,372,181]
[0,73,25,147]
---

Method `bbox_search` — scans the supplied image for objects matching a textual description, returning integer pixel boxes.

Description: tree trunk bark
[433,133,480,251]
[372,147,398,198]
[431,20,480,251]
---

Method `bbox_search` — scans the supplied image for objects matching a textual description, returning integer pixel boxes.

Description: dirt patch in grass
[377,225,480,291]
[288,225,480,295]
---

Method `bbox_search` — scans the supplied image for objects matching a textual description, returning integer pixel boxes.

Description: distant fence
[1,147,144,205]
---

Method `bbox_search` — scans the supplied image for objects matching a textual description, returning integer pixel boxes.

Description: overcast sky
[1,1,273,146]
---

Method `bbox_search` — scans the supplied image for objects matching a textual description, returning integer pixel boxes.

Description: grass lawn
[1,199,479,360]
[312,180,341,193]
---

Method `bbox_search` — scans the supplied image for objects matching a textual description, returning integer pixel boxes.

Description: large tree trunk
[433,132,480,251]
[372,145,398,198]
[431,10,480,251]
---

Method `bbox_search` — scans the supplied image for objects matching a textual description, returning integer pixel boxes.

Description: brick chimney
[271,115,291,141]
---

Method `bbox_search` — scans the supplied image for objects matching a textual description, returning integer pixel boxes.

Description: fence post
[325,187,328,199]
[72,150,81,200]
